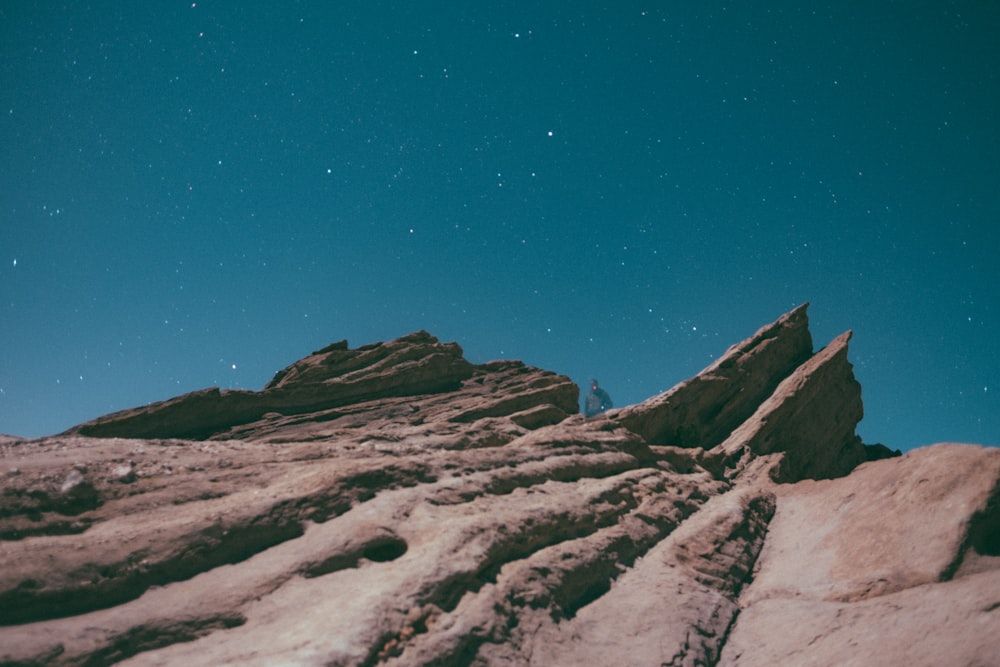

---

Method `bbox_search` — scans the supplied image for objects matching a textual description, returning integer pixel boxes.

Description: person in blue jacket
[584,379,613,417]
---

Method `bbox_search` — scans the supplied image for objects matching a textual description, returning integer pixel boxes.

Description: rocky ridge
[1,303,997,666]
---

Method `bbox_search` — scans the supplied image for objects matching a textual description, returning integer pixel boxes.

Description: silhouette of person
[584,379,613,418]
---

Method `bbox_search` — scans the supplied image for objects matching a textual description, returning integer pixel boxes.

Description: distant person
[584,379,613,418]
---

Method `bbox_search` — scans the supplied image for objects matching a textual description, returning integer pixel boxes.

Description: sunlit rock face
[3,304,997,666]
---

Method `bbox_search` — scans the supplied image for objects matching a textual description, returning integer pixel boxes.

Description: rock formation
[1,303,997,666]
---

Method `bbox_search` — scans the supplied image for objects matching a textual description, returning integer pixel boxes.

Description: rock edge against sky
[1,303,997,666]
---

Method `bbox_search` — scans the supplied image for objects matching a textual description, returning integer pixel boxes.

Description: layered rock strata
[1,303,996,666]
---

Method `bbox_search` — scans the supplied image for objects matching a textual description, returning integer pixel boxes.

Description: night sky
[2,3,998,451]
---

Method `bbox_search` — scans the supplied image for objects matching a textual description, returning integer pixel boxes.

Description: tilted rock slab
[722,443,1000,667]
[1,303,997,666]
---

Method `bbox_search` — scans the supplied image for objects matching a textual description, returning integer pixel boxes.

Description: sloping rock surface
[2,303,997,666]
[722,443,1000,667]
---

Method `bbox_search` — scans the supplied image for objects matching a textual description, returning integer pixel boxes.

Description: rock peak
[67,330,482,440]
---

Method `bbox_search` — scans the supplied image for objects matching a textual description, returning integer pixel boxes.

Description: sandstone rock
[261,330,476,409]
[740,444,1000,604]
[712,329,866,483]
[720,443,1000,666]
[66,331,477,440]
[615,302,812,448]
[2,304,994,666]
[67,386,261,440]
[722,569,1000,667]
[212,358,578,447]
[522,487,775,667]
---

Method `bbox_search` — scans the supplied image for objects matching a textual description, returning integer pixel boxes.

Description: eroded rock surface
[721,444,1000,666]
[64,331,484,441]
[2,303,996,666]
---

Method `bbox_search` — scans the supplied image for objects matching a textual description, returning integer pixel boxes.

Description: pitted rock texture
[2,303,996,666]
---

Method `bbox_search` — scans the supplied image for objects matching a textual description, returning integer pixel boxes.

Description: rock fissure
[81,612,248,667]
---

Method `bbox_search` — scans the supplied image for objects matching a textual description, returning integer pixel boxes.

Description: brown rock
[721,443,1000,666]
[616,302,812,447]
[723,570,1000,667]
[1,305,994,667]
[212,357,578,446]
[66,331,476,440]
[712,329,866,483]
[262,330,475,406]
[522,487,775,667]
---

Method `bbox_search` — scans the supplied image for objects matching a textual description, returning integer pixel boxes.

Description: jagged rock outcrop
[65,331,485,441]
[615,303,814,449]
[713,329,867,483]
[1,303,996,666]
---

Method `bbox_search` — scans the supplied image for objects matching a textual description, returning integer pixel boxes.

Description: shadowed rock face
[2,304,997,666]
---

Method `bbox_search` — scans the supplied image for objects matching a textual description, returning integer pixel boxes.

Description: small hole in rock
[364,536,408,562]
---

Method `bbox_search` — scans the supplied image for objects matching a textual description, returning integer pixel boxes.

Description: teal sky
[2,2,998,450]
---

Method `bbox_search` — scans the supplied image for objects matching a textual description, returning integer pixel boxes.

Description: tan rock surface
[721,444,1000,666]
[2,304,997,666]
